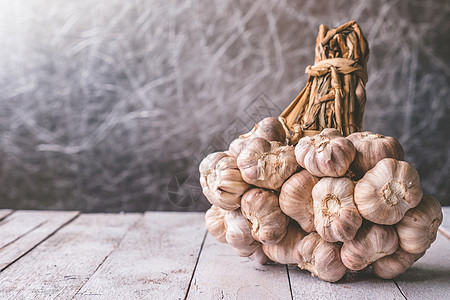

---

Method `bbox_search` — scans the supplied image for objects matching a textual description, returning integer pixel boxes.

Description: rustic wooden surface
[0,208,448,299]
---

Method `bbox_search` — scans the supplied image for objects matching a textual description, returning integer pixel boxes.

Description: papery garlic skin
[341,223,398,271]
[293,232,347,282]
[312,177,362,242]
[347,131,404,177]
[237,138,298,189]
[372,248,425,279]
[295,128,356,177]
[354,158,423,225]
[229,117,286,157]
[205,205,228,243]
[396,195,443,254]
[279,170,319,232]
[224,209,260,257]
[199,152,250,210]
[241,188,289,245]
[262,221,306,264]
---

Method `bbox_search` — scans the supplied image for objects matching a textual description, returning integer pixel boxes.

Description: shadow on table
[394,266,450,283]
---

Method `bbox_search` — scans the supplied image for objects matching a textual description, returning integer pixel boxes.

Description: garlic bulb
[341,223,398,271]
[237,138,298,189]
[372,248,425,279]
[199,152,250,210]
[262,221,307,264]
[279,170,319,232]
[354,158,423,225]
[205,205,227,243]
[295,128,356,177]
[293,232,347,282]
[241,188,289,245]
[312,177,362,242]
[396,195,443,254]
[347,131,404,177]
[229,117,286,157]
[224,209,260,257]
[250,246,271,265]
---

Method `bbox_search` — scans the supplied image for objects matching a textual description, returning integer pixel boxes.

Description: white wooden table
[0,208,449,299]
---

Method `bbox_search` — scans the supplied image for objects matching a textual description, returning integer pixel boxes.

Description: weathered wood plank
[438,206,450,239]
[0,213,140,299]
[0,210,13,221]
[288,264,405,299]
[0,210,79,271]
[187,234,292,300]
[72,212,206,299]
[394,232,450,299]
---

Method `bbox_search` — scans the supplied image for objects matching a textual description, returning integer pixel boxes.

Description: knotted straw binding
[279,21,369,145]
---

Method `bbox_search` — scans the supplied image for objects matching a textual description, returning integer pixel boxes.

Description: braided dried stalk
[279,21,369,145]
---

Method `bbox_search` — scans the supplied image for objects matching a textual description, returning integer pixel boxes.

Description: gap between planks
[184,230,208,300]
[0,212,142,299]
[70,213,145,299]
[0,209,14,222]
[0,210,80,273]
[71,212,206,299]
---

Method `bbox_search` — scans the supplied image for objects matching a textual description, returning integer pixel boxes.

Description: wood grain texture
[0,213,140,299]
[72,212,206,299]
[288,265,405,299]
[394,232,450,299]
[0,210,13,220]
[438,206,450,239]
[0,210,79,271]
[187,233,292,300]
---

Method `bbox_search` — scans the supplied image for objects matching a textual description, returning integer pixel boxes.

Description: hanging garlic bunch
[198,20,443,284]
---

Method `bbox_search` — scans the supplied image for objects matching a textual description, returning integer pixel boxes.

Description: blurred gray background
[0,0,448,212]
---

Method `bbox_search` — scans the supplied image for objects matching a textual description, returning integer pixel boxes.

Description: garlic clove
[312,177,362,242]
[205,205,228,243]
[199,152,250,210]
[396,194,443,254]
[262,221,306,264]
[341,222,398,271]
[224,209,260,257]
[293,232,347,282]
[229,117,286,157]
[254,117,287,142]
[347,131,404,177]
[372,248,425,279]
[241,188,289,245]
[237,138,298,189]
[229,136,252,158]
[279,170,319,232]
[250,246,271,265]
[354,158,423,225]
[295,128,356,177]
